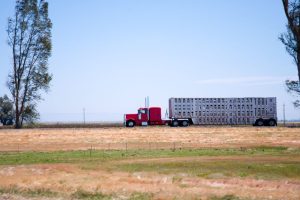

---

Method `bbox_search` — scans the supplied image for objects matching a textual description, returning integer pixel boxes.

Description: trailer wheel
[255,119,264,126]
[126,120,135,127]
[171,120,179,127]
[268,119,276,126]
[181,120,189,127]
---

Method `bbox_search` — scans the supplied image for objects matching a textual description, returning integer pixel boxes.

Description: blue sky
[0,0,299,122]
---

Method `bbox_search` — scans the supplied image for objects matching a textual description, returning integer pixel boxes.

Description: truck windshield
[138,109,146,114]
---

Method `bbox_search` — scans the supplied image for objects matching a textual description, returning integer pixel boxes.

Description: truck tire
[268,119,276,126]
[126,120,135,127]
[171,120,179,127]
[255,119,264,126]
[181,120,189,127]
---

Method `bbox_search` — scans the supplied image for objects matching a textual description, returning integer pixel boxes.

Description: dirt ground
[0,158,300,200]
[0,126,300,151]
[0,126,300,199]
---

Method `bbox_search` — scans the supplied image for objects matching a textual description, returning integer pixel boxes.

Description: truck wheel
[171,120,179,127]
[126,120,135,127]
[181,120,189,127]
[255,119,264,126]
[268,119,276,126]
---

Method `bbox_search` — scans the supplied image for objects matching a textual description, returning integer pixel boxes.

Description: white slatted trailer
[169,97,277,126]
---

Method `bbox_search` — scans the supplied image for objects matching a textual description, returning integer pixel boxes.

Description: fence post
[89,145,92,157]
[173,142,176,152]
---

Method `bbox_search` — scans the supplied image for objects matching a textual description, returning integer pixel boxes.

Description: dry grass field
[0,126,300,200]
[0,126,300,151]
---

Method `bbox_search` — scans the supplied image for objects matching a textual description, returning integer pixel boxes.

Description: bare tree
[7,0,52,128]
[280,0,300,108]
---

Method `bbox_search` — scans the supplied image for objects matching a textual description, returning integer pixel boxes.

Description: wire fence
[1,140,290,153]
[1,142,188,152]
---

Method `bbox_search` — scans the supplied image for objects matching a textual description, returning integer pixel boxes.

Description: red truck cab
[124,107,169,127]
[124,107,190,127]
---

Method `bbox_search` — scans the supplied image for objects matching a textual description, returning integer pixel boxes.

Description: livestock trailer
[169,97,277,126]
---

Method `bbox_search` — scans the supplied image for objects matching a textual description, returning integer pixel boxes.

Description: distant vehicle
[124,97,277,127]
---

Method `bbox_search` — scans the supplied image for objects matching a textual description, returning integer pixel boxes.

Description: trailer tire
[268,119,277,126]
[126,120,135,127]
[255,119,264,126]
[171,120,179,127]
[181,120,189,127]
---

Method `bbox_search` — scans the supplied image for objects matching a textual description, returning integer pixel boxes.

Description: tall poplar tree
[7,0,52,128]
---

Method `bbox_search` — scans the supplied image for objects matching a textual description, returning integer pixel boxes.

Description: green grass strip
[0,146,299,165]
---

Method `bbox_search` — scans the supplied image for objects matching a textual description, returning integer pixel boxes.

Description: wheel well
[255,118,264,122]
[127,119,135,124]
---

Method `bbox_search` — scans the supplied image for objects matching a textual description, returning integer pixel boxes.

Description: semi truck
[124,97,277,127]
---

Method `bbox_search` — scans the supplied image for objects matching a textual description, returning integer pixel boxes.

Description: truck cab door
[138,109,148,125]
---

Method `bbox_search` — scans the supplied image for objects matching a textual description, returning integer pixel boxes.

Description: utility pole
[283,104,286,127]
[83,108,86,124]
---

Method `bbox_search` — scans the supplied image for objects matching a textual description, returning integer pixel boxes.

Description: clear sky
[0,0,299,122]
